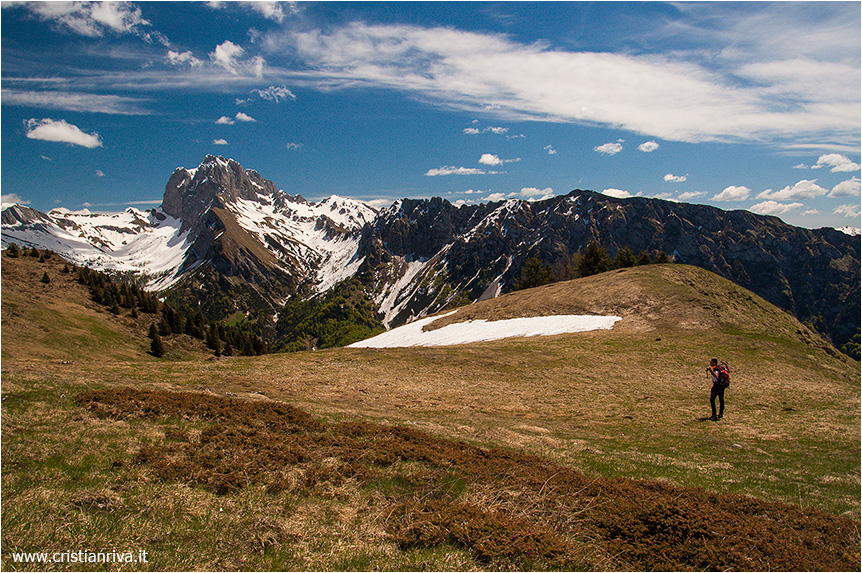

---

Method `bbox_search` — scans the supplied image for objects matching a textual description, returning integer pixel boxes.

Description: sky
[1,1,860,230]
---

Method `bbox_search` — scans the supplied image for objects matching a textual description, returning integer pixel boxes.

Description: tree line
[75,266,267,358]
[515,242,672,291]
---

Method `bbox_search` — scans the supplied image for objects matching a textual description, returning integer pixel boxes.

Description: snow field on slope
[349,312,622,348]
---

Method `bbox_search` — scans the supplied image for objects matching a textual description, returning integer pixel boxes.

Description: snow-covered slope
[349,312,621,348]
[0,156,378,298]
[1,204,192,289]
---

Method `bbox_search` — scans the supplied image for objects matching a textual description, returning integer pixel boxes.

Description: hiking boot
[709,415,718,421]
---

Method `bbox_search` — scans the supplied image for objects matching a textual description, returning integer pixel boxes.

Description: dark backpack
[718,361,730,388]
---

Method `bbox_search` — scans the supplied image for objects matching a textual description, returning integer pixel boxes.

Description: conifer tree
[613,246,638,269]
[579,242,611,277]
[40,271,50,284]
[6,243,19,258]
[150,331,165,357]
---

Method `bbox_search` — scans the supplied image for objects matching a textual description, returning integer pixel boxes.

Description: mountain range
[2,155,859,352]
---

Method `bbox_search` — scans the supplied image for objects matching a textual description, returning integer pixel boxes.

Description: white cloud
[830,177,861,198]
[20,1,165,44]
[166,50,203,68]
[792,163,809,169]
[749,200,804,216]
[756,179,828,201]
[285,142,302,150]
[1,89,151,115]
[713,185,751,201]
[265,19,860,145]
[479,154,503,166]
[483,192,508,202]
[425,166,493,176]
[814,153,861,173]
[834,204,861,218]
[217,112,257,125]
[213,138,229,145]
[519,187,554,200]
[663,173,687,183]
[463,125,509,135]
[210,40,265,77]
[252,85,297,102]
[602,188,631,198]
[25,118,102,148]
[638,141,660,152]
[544,145,557,155]
[479,154,519,166]
[677,191,705,201]
[95,169,105,177]
[2,193,29,205]
[594,142,623,156]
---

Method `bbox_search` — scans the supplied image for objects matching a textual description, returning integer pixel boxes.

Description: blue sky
[2,1,860,230]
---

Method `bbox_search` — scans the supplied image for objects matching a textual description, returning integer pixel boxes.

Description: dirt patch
[76,387,861,571]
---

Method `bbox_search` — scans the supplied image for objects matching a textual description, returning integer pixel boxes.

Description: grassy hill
[2,254,859,570]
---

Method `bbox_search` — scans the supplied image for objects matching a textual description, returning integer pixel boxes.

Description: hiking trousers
[710,383,725,418]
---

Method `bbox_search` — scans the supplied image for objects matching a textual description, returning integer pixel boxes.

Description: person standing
[706,358,726,421]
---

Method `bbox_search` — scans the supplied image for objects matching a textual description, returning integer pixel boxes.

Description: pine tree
[6,243,19,258]
[636,250,652,265]
[40,271,50,284]
[148,323,158,339]
[515,257,554,290]
[579,242,611,277]
[613,246,638,269]
[150,331,165,357]
[654,251,672,264]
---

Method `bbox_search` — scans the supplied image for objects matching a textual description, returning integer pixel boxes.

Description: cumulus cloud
[602,188,631,198]
[834,204,861,218]
[213,138,229,145]
[95,169,105,177]
[216,116,235,125]
[749,200,804,216]
[544,145,557,155]
[285,142,302,150]
[235,112,256,122]
[463,125,509,135]
[594,142,623,156]
[2,193,29,205]
[479,154,503,166]
[756,179,828,201]
[829,176,861,198]
[813,153,860,172]
[483,192,508,202]
[25,118,102,148]
[677,191,705,201]
[639,141,660,152]
[210,40,265,77]
[664,173,687,183]
[425,166,493,176]
[519,187,554,200]
[166,50,203,68]
[252,85,296,102]
[479,154,519,166]
[713,185,751,201]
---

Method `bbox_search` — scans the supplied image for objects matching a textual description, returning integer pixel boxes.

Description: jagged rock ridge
[1,156,858,350]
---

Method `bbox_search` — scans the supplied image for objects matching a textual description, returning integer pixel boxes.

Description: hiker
[706,358,727,421]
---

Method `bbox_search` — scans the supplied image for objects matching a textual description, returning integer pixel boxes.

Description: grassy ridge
[1,254,859,570]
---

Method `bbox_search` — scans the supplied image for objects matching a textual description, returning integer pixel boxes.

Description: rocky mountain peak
[161,155,281,224]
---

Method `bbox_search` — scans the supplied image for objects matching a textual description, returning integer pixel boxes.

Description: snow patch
[349,312,621,348]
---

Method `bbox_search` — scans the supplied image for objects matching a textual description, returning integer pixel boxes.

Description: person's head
[710,358,718,366]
